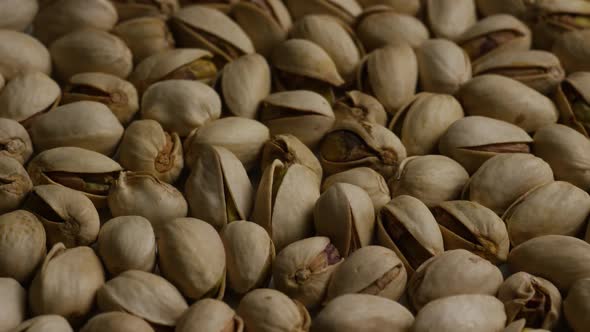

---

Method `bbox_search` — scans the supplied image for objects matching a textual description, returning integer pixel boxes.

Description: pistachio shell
[113,17,175,64]
[390,93,464,156]
[176,299,244,332]
[97,216,156,276]
[80,312,154,332]
[0,30,51,80]
[0,0,38,31]
[284,0,362,25]
[111,0,179,21]
[0,118,32,164]
[0,156,32,214]
[426,0,477,40]
[0,278,26,331]
[475,0,530,17]
[503,319,550,332]
[376,195,444,275]
[356,0,420,15]
[322,167,390,212]
[416,38,472,95]
[12,315,73,332]
[555,72,590,137]
[408,249,504,311]
[261,134,323,182]
[564,278,590,332]
[553,29,590,73]
[97,270,188,326]
[0,210,46,283]
[333,90,387,126]
[356,8,429,51]
[529,0,590,50]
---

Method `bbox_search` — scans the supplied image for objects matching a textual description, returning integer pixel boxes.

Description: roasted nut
[356,0,419,15]
[80,312,154,332]
[332,90,387,126]
[529,0,590,50]
[416,38,472,95]
[0,156,33,214]
[261,134,322,183]
[176,299,244,332]
[425,0,477,40]
[475,0,530,18]
[0,30,51,80]
[0,278,26,331]
[553,29,590,73]
[283,0,362,25]
[0,118,33,164]
[564,277,590,332]
[322,167,390,212]
[12,315,73,332]
[110,0,179,21]
[113,17,175,64]
[504,319,551,332]
[555,72,590,137]
[0,0,38,31]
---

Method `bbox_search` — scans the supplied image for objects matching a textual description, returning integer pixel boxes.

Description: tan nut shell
[97,270,188,326]
[261,134,323,183]
[0,278,26,332]
[176,299,244,332]
[555,72,590,137]
[426,0,476,40]
[0,30,51,80]
[0,0,38,31]
[80,312,154,332]
[0,156,32,214]
[113,17,175,64]
[416,38,472,95]
[11,315,73,332]
[322,167,390,212]
[564,278,590,332]
[284,0,362,25]
[475,0,530,17]
[333,90,387,126]
[504,319,550,332]
[356,8,429,51]
[356,0,420,15]
[553,29,590,73]
[0,118,32,165]
[111,0,179,21]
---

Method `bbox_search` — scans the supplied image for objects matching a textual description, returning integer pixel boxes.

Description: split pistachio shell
[50,29,133,81]
[439,116,532,174]
[237,288,311,332]
[113,17,175,64]
[222,221,274,294]
[252,159,319,251]
[12,315,73,332]
[30,101,124,156]
[408,249,504,311]
[260,134,323,183]
[25,185,99,248]
[0,278,26,332]
[389,155,469,208]
[0,0,38,31]
[555,72,590,137]
[80,312,154,332]
[356,0,419,15]
[376,195,444,275]
[389,93,464,156]
[333,90,387,126]
[322,167,390,212]
[504,181,590,246]
[475,0,530,17]
[533,124,590,191]
[260,90,335,148]
[62,72,139,125]
[553,29,590,73]
[508,235,590,291]
[0,156,32,214]
[108,172,188,227]
[185,144,253,230]
[425,0,477,40]
[356,7,429,51]
[97,216,156,276]
[283,0,362,25]
[97,270,188,326]
[26,147,122,208]
[218,53,271,119]
[498,272,561,330]
[314,183,375,257]
[0,71,60,127]
[273,237,342,309]
[319,118,407,178]
[416,38,472,95]
[118,119,184,184]
[184,117,270,170]
[111,0,179,21]
[141,79,221,137]
[290,14,362,82]
[472,50,565,94]
[413,294,507,332]
[0,118,33,164]
[564,278,590,332]
[0,210,46,283]
[433,200,509,263]
[176,299,244,332]
[357,44,418,112]
[529,0,590,50]
[0,30,51,80]
[29,243,105,323]
[326,245,407,302]
[458,74,558,132]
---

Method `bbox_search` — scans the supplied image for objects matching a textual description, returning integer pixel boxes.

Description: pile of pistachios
[2,0,590,331]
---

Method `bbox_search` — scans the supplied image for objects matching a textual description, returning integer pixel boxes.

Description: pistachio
[0,156,32,214]
[27,147,123,208]
[552,29,590,73]
[0,71,60,128]
[0,0,38,31]
[530,0,590,50]
[459,75,558,132]
[319,118,407,178]
[356,0,420,15]
[97,216,156,276]
[355,7,429,51]
[564,278,590,332]
[30,101,124,156]
[333,90,387,126]
[473,50,565,94]
[389,155,469,208]
[0,30,51,80]
[96,270,188,326]
[533,124,590,191]
[107,172,188,227]
[237,288,311,332]
[184,117,270,170]
[80,312,154,332]
[33,0,118,45]
[260,90,335,148]
[29,243,105,324]
[413,294,507,332]
[176,299,244,332]
[498,272,562,330]
[416,38,472,95]
[62,72,139,125]
[433,200,509,263]
[171,5,254,65]
[314,183,375,257]
[12,315,73,332]
[283,0,362,25]
[555,72,590,136]
[111,0,179,21]
[252,159,319,250]
[322,167,390,212]
[376,195,444,275]
[408,249,504,311]
[261,134,323,183]
[504,319,551,332]
[508,235,590,291]
[0,118,32,165]
[475,0,530,18]
[222,221,274,294]
[356,44,418,113]
[113,17,175,64]
[217,53,271,119]
[179,0,236,13]
[185,144,253,230]
[0,278,26,332]
[390,93,464,156]
[0,210,46,283]
[457,14,531,63]
[425,0,477,40]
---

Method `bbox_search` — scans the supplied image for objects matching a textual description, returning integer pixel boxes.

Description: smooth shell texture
[0,156,32,214]
[0,30,51,80]
[80,312,154,332]
[284,0,362,25]
[553,29,590,73]
[113,16,175,64]
[176,299,244,332]
[426,0,477,40]
[356,9,429,51]
[564,278,590,332]
[416,39,472,95]
[0,0,38,31]
[321,167,390,212]
[11,315,73,332]
[0,278,26,332]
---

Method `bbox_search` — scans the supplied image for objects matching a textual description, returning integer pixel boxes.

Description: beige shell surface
[27,147,122,176]
[284,0,362,25]
[0,277,26,332]
[426,0,477,40]
[0,156,32,214]
[356,0,420,14]
[0,30,51,80]
[416,38,472,95]
[553,29,590,73]
[113,16,175,64]
[80,312,154,332]
[322,167,390,212]
[356,9,429,51]
[11,315,73,332]
[0,71,60,124]
[0,118,33,164]
[176,299,244,332]
[564,278,590,332]
[556,72,590,137]
[0,0,38,31]
[261,134,323,183]
[333,90,387,126]
[111,0,179,21]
